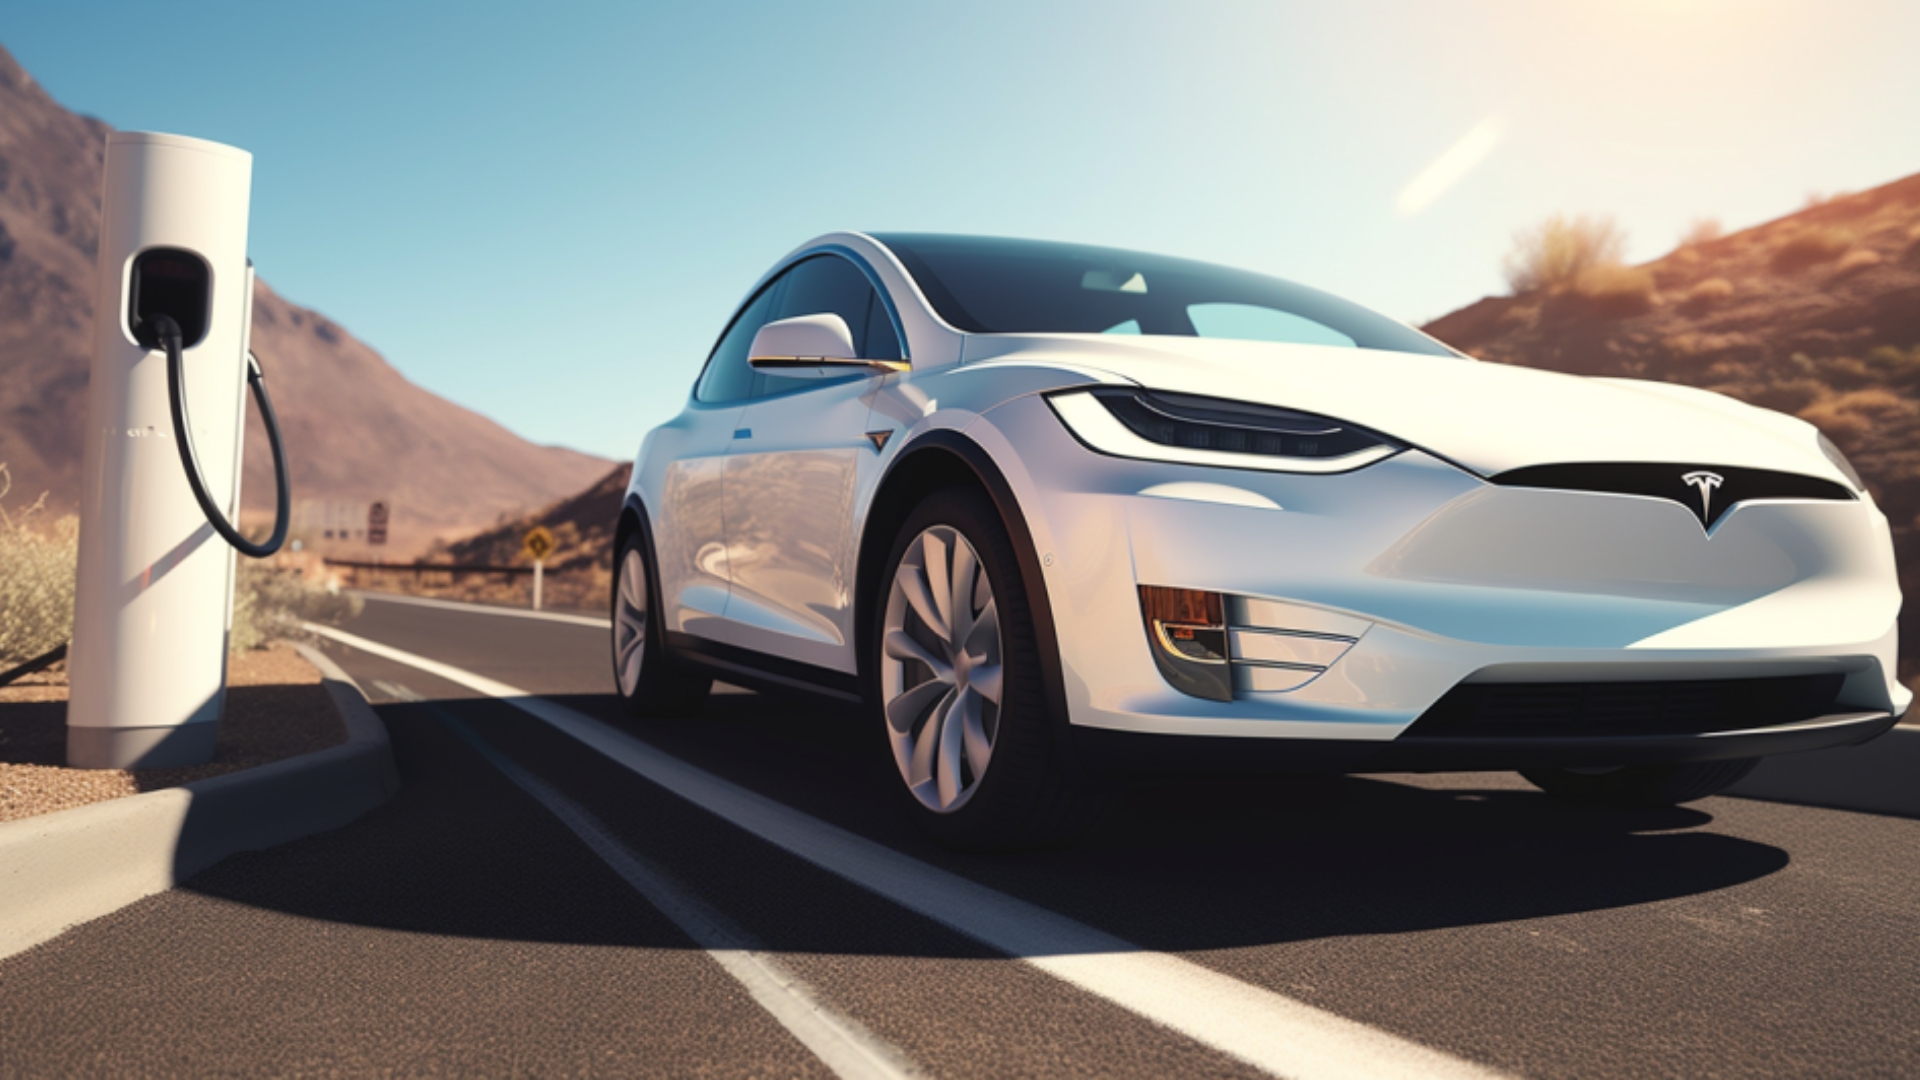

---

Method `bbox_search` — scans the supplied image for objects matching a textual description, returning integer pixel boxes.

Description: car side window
[753,254,901,397]
[694,283,780,404]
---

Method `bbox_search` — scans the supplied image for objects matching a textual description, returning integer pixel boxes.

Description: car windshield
[873,233,1455,357]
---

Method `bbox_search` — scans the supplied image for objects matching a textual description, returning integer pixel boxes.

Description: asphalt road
[3,592,1917,1078]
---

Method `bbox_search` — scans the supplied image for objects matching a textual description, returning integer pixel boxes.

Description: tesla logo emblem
[1682,470,1724,524]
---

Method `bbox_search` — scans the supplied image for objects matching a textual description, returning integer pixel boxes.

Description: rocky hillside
[0,44,611,554]
[433,462,628,574]
[1423,174,1920,677]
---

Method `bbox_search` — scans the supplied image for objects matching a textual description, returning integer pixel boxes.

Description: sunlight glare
[1394,116,1506,218]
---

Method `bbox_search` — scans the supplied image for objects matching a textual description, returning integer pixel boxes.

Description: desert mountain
[1423,175,1920,676]
[0,44,611,554]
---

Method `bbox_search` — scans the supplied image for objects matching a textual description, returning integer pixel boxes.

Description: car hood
[964,334,1846,481]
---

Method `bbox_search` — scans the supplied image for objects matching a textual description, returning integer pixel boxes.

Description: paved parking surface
[3,593,1915,1078]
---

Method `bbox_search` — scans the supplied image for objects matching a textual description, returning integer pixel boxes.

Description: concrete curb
[0,643,398,961]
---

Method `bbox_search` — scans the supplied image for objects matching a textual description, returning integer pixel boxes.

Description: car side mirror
[749,314,907,377]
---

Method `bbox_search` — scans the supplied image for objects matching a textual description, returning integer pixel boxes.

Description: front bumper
[974,395,1910,762]
[1071,710,1901,777]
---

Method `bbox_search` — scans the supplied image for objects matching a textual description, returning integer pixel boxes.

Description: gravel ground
[0,642,342,822]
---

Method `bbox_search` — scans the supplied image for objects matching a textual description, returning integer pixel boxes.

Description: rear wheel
[873,487,1104,850]
[612,531,710,718]
[1520,758,1760,807]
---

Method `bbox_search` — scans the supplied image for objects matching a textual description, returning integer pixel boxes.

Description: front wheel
[612,531,710,718]
[1520,758,1760,807]
[872,487,1104,850]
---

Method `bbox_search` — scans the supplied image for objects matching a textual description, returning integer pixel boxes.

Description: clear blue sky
[5,0,1917,460]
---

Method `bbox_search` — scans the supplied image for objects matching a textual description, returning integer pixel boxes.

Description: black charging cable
[142,312,291,558]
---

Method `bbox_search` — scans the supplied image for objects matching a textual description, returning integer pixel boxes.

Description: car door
[651,283,776,641]
[721,253,906,673]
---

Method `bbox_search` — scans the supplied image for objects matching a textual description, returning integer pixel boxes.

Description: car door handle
[733,428,752,440]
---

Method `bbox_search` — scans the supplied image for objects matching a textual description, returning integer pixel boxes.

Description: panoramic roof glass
[874,233,1455,356]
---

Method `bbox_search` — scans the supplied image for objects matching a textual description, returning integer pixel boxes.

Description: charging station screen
[129,247,212,348]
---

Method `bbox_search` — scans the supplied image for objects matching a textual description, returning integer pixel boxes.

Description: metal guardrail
[322,559,535,578]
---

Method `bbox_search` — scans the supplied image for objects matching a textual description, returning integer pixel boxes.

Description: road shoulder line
[306,621,1508,1080]
[410,691,915,1080]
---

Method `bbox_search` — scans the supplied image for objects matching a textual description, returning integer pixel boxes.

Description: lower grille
[1406,673,1846,739]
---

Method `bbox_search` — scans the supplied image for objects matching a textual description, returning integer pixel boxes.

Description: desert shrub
[1665,331,1759,366]
[1864,344,1920,389]
[1865,343,1920,368]
[0,466,77,671]
[1503,213,1628,294]
[1783,351,1823,378]
[1770,226,1854,272]
[1678,217,1723,247]
[230,560,363,653]
[1496,303,1540,330]
[1566,262,1657,317]
[1819,355,1879,391]
[1,460,358,665]
[1679,276,1735,313]
[1831,248,1883,277]
[1798,387,1917,446]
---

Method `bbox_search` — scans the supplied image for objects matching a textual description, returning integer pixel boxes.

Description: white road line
[363,676,916,1080]
[307,622,1509,1080]
[351,590,613,629]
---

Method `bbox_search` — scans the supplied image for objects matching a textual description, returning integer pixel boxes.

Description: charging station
[68,132,290,769]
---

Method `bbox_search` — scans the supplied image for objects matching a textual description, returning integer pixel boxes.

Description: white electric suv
[612,232,1908,848]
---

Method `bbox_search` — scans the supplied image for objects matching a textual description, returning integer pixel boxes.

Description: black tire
[869,486,1106,850]
[1520,758,1761,807]
[611,529,711,719]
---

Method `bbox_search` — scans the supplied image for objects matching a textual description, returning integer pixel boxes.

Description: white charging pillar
[68,133,254,769]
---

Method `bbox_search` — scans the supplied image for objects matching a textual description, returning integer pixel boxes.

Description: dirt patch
[0,642,344,823]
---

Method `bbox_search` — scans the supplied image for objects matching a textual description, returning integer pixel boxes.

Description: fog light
[1142,589,1371,701]
[1139,586,1231,701]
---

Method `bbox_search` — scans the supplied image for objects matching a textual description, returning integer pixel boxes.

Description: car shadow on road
[170,689,1799,960]
[1022,772,1779,952]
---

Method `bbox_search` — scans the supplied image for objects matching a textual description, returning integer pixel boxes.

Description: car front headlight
[1046,387,1404,474]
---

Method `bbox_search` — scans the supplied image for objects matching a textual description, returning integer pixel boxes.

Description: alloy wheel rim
[881,525,1003,813]
[615,547,649,697]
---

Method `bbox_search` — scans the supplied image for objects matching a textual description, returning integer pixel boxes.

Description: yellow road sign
[523,525,556,562]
